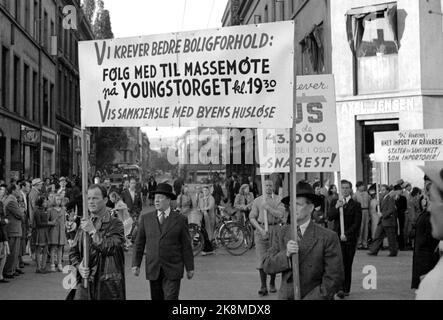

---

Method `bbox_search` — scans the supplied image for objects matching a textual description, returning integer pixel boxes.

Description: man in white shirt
[18,180,30,270]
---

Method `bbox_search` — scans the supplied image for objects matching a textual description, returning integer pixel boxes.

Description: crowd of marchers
[1,167,443,300]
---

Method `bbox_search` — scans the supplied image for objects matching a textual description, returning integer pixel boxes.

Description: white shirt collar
[344,195,351,203]
[157,207,171,219]
[299,218,311,236]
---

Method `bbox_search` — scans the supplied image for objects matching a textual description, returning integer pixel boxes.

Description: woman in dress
[34,196,55,273]
[199,186,216,256]
[177,185,193,218]
[48,193,67,272]
[234,184,254,224]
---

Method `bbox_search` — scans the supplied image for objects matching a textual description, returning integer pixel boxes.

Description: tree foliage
[95,127,128,171]
[93,0,114,40]
[82,0,96,24]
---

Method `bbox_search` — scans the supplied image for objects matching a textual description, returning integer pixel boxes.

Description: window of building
[33,0,39,40]
[64,73,68,117]
[43,11,48,50]
[50,20,55,53]
[25,0,30,31]
[1,46,10,109]
[15,0,20,24]
[300,22,325,74]
[24,63,29,119]
[346,3,399,94]
[13,55,20,114]
[43,77,49,127]
[58,69,62,116]
[32,70,38,122]
[50,83,54,127]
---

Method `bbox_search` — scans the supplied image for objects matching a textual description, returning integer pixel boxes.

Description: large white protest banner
[257,75,340,173]
[78,21,294,129]
[374,129,443,163]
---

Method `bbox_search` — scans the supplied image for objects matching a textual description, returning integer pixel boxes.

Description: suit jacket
[132,209,194,281]
[4,194,24,238]
[263,221,344,300]
[328,198,362,243]
[121,189,142,216]
[380,194,397,227]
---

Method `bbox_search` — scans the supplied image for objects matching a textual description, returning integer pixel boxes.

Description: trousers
[149,268,181,300]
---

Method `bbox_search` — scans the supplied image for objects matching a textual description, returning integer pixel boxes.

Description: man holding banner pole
[328,180,362,299]
[263,182,344,300]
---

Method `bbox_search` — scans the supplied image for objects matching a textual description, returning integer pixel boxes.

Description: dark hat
[281,196,290,206]
[296,181,322,207]
[152,183,177,200]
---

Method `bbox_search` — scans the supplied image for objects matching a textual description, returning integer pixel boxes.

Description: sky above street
[103,0,229,143]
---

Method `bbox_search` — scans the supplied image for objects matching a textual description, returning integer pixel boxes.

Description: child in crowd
[48,193,66,272]
[34,196,54,273]
[65,210,78,247]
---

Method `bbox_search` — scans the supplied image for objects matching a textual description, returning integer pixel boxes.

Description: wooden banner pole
[260,172,269,233]
[81,129,89,288]
[336,172,345,240]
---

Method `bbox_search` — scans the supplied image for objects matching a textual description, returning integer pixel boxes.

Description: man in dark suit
[368,184,400,257]
[263,182,344,300]
[132,183,194,300]
[121,177,142,220]
[328,180,362,299]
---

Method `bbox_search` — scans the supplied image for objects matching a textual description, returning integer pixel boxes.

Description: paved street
[0,248,415,300]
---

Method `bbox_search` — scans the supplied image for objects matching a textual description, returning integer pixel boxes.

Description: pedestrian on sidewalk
[263,182,344,300]
[353,181,370,249]
[48,193,67,272]
[68,184,126,300]
[249,179,285,297]
[132,183,194,300]
[34,196,54,273]
[0,184,11,283]
[328,180,362,299]
[368,185,400,257]
[3,184,25,279]
[198,185,216,256]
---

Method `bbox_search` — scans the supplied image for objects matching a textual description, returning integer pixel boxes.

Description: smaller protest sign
[374,129,443,163]
[257,128,290,174]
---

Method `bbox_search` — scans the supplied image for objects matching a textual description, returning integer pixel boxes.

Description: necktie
[297,226,303,242]
[159,211,165,225]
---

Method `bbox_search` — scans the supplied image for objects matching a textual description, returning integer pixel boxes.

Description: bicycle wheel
[189,224,205,256]
[220,223,250,256]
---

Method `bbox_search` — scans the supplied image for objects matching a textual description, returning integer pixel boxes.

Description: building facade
[223,0,443,188]
[0,0,93,182]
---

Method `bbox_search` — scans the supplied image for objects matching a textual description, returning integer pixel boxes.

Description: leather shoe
[3,274,14,279]
[336,290,346,299]
[258,288,268,296]
[367,252,377,256]
[15,269,25,275]
[388,253,397,257]
[0,279,10,283]
[269,285,277,293]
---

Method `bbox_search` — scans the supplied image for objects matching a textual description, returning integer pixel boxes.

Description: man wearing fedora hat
[132,183,194,300]
[263,181,344,300]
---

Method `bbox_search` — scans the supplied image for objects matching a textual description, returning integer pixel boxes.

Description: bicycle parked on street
[212,206,250,256]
